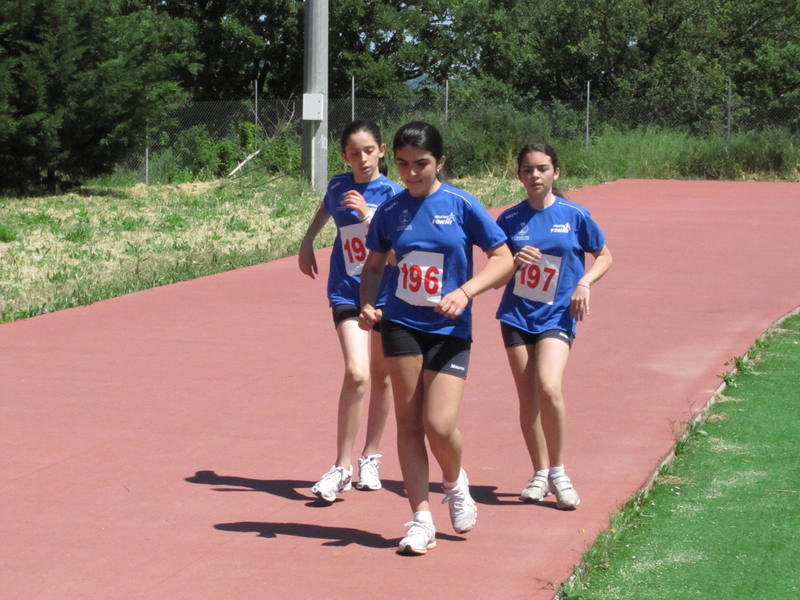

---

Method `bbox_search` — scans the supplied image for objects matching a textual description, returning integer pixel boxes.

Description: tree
[0,0,195,194]
[148,0,305,100]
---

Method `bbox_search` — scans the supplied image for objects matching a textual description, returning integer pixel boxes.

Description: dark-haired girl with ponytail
[299,120,402,502]
[359,121,514,555]
[496,142,612,510]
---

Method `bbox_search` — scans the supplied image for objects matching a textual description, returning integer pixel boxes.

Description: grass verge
[0,174,322,321]
[559,312,800,599]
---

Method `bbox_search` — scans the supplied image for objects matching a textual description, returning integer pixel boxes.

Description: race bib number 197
[339,222,369,276]
[513,253,562,305]
[396,250,444,307]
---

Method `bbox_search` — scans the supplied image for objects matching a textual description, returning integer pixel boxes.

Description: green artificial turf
[563,314,800,599]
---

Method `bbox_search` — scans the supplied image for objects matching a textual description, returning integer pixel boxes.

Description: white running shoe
[311,465,352,502]
[397,520,437,555]
[442,469,477,534]
[355,454,382,491]
[520,473,551,502]
[548,473,581,510]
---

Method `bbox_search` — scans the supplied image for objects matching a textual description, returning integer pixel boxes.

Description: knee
[343,364,370,389]
[423,418,456,443]
[538,381,564,404]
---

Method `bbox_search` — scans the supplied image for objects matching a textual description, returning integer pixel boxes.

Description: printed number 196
[400,263,440,294]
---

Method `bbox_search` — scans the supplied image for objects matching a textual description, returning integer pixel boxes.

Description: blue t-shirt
[495,197,606,336]
[323,173,402,307]
[367,182,507,339]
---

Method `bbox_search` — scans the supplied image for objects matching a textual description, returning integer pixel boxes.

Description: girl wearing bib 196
[298,120,402,503]
[495,142,612,510]
[359,122,514,555]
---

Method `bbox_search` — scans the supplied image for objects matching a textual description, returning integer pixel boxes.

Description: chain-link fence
[117,91,799,184]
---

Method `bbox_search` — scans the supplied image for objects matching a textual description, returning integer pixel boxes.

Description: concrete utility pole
[301,0,328,191]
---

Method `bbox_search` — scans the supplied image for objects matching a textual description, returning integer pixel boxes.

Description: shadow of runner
[185,470,315,501]
[214,521,467,549]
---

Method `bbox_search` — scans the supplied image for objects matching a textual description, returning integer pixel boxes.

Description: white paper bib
[339,222,369,276]
[396,250,444,307]
[513,253,562,305]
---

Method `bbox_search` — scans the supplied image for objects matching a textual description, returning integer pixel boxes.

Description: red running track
[1,180,799,599]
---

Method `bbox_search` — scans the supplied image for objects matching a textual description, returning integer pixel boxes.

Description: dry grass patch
[0,175,325,320]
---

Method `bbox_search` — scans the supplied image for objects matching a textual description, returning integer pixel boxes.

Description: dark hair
[517,142,565,198]
[393,121,445,179]
[340,119,387,176]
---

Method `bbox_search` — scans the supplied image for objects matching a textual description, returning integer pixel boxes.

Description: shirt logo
[432,213,456,225]
[551,223,571,233]
[398,209,412,231]
[513,222,530,241]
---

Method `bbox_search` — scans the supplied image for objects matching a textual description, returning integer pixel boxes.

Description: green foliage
[239,122,257,152]
[0,222,17,242]
[147,0,304,100]
[0,0,195,195]
[259,125,302,175]
[676,128,800,179]
[441,103,554,178]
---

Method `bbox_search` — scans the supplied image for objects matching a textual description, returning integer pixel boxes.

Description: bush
[677,128,800,179]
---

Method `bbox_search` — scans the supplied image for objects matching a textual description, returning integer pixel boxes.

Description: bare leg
[361,328,392,457]
[422,370,466,483]
[506,344,549,472]
[534,338,571,467]
[386,354,429,512]
[333,319,371,469]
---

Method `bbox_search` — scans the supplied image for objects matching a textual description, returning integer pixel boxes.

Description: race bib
[396,250,444,307]
[339,222,369,276]
[513,253,562,305]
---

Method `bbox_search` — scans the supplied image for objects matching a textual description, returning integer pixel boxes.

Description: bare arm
[298,202,331,279]
[570,244,613,321]
[358,250,389,329]
[435,243,515,318]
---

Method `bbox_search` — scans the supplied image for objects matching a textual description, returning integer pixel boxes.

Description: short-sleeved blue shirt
[495,197,606,336]
[323,173,402,307]
[367,182,507,339]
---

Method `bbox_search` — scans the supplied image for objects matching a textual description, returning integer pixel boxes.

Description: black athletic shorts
[332,303,382,332]
[381,319,471,380]
[500,322,574,349]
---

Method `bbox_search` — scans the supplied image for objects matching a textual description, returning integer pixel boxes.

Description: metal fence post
[585,81,591,150]
[727,78,732,150]
[351,75,355,121]
[301,0,329,192]
[445,79,449,122]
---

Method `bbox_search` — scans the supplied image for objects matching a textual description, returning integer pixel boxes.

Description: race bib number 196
[396,250,444,307]
[339,222,369,276]
[513,253,562,305]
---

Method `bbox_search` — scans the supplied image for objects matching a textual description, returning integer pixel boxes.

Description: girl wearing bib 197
[298,120,402,502]
[495,142,612,510]
[359,122,514,555]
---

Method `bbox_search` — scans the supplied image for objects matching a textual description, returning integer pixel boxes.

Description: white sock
[534,468,549,480]
[549,465,565,478]
[443,469,464,490]
[413,511,433,525]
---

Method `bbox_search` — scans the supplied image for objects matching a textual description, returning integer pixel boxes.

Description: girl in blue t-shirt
[359,122,514,555]
[298,120,402,503]
[495,142,612,510]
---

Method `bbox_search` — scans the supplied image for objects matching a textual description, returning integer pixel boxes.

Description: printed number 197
[519,264,557,291]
